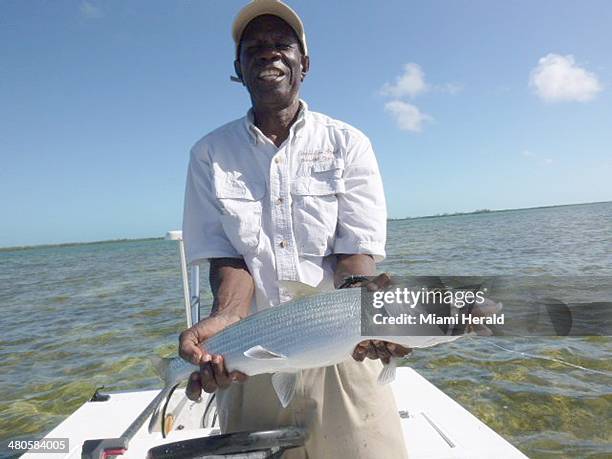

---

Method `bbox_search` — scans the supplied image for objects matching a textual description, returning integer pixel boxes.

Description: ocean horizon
[2,200,610,252]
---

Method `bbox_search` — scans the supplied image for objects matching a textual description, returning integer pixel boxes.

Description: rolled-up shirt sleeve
[333,133,387,262]
[182,145,241,264]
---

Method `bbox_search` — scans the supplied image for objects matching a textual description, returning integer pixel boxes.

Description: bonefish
[152,280,499,417]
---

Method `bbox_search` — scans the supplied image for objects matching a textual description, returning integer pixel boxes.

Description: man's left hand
[348,272,412,364]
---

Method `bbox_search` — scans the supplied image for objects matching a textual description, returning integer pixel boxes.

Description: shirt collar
[244,99,309,145]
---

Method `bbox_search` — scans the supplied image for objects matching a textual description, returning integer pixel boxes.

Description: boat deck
[22,367,527,458]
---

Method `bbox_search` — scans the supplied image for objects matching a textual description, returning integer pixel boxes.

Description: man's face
[236,15,309,108]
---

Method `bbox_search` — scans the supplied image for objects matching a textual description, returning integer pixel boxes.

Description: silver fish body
[160,285,467,392]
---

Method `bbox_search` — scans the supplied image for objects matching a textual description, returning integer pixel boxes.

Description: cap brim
[232,0,307,56]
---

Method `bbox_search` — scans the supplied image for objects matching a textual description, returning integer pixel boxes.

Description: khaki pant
[216,359,408,459]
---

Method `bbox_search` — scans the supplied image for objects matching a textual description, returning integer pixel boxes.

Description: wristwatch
[338,275,371,289]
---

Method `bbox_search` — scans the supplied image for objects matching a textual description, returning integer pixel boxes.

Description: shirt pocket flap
[309,157,345,173]
[292,176,345,196]
[214,174,265,201]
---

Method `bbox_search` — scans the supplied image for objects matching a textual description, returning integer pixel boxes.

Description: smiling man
[180,1,409,457]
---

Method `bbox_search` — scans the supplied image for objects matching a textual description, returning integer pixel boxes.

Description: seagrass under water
[1,202,610,458]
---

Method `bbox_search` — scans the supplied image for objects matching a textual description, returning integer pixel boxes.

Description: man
[180,1,409,457]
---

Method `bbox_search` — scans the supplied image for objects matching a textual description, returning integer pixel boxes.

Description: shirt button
[276,197,284,205]
[275,156,282,164]
[279,240,287,248]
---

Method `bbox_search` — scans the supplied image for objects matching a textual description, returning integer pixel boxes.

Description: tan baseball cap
[232,0,308,57]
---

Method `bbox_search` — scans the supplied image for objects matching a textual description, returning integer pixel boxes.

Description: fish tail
[150,356,174,386]
[378,357,397,385]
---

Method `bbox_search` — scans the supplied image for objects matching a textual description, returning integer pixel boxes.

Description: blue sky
[1,0,611,247]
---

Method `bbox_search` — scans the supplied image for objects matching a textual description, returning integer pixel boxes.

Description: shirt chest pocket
[214,174,264,256]
[291,158,345,256]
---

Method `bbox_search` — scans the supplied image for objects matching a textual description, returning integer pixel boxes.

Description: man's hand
[179,257,253,400]
[352,340,411,364]
[341,270,412,364]
[179,313,248,400]
[463,296,502,336]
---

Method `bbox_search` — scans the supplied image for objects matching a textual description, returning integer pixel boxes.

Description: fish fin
[382,301,407,318]
[150,356,173,385]
[244,345,287,360]
[374,288,407,317]
[272,372,298,408]
[378,357,397,385]
[278,280,319,299]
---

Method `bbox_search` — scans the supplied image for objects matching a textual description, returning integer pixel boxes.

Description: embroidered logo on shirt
[298,149,336,163]
[296,149,342,177]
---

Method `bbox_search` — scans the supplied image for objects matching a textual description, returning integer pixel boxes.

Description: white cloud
[381,63,462,98]
[521,149,553,165]
[436,82,463,95]
[80,1,103,19]
[380,63,459,132]
[529,53,602,102]
[381,63,428,98]
[384,101,433,132]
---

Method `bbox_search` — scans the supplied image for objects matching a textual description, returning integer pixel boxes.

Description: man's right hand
[179,313,248,400]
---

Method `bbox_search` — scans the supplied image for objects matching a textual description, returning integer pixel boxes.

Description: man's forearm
[209,258,254,319]
[334,254,376,288]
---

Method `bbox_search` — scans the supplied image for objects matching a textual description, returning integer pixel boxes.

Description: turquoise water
[1,202,611,458]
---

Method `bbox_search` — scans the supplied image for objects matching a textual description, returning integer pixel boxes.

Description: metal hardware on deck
[89,387,110,402]
[81,438,127,459]
[202,392,217,428]
[421,412,455,448]
[190,264,200,324]
[166,230,201,327]
[146,427,309,459]
[166,231,193,327]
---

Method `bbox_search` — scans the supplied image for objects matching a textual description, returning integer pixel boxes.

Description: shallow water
[1,202,611,458]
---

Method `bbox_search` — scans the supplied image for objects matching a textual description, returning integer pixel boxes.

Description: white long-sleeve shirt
[183,101,387,311]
